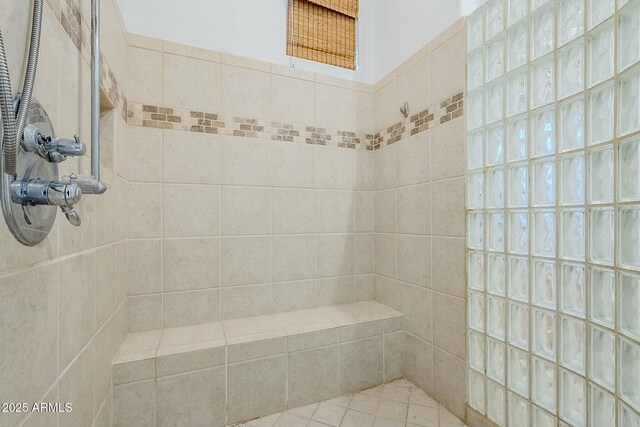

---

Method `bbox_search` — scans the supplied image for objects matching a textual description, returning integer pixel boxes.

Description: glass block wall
[465,0,640,425]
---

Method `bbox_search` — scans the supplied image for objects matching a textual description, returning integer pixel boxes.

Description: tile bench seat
[112,301,404,427]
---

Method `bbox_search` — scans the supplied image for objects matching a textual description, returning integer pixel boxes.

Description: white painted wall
[117,0,485,84]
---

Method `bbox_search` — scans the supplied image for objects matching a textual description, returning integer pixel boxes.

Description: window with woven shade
[287,0,359,70]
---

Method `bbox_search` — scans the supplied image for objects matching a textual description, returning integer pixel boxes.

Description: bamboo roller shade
[287,0,358,70]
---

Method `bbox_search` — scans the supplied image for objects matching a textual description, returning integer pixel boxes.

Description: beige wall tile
[287,328,339,352]
[228,337,286,363]
[127,183,162,238]
[128,47,162,104]
[163,130,221,184]
[355,275,375,301]
[156,367,226,427]
[397,55,430,114]
[113,359,155,386]
[289,346,340,407]
[163,289,221,327]
[220,65,271,119]
[340,320,383,342]
[227,355,287,424]
[156,346,225,377]
[431,178,465,237]
[113,380,155,427]
[127,239,162,295]
[163,184,220,237]
[95,170,119,246]
[221,186,270,236]
[374,233,396,278]
[340,337,383,393]
[315,276,355,306]
[314,146,355,190]
[315,83,355,130]
[124,125,162,182]
[375,144,398,190]
[273,235,316,282]
[95,244,118,328]
[128,294,163,332]
[163,40,220,62]
[221,237,271,286]
[397,183,432,235]
[355,233,375,274]
[397,283,432,342]
[163,238,220,292]
[374,81,398,131]
[355,150,375,191]
[317,190,355,233]
[271,74,315,125]
[355,191,375,233]
[431,119,466,181]
[433,293,466,359]
[272,280,316,313]
[221,284,271,319]
[271,142,315,188]
[384,331,405,382]
[355,91,375,135]
[375,189,397,233]
[271,189,316,235]
[404,333,433,393]
[163,53,220,111]
[316,234,355,278]
[397,235,431,287]
[431,237,465,298]
[432,348,466,419]
[59,346,95,427]
[396,132,431,186]
[221,137,271,186]
[430,31,466,104]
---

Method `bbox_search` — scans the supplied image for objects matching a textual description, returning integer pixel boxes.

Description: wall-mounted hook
[400,101,409,118]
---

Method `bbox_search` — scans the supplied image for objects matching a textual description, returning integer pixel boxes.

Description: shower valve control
[22,124,86,163]
[10,179,83,207]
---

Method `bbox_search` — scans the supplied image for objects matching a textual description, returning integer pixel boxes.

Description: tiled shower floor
[235,379,467,427]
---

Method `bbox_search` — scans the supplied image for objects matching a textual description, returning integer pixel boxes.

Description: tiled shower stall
[466,0,640,426]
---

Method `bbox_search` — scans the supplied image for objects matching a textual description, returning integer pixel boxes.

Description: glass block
[468,48,485,90]
[589,208,614,265]
[488,214,506,252]
[588,21,615,86]
[532,158,556,206]
[507,115,527,161]
[590,326,616,389]
[486,36,505,82]
[620,207,640,271]
[533,405,557,427]
[589,145,614,203]
[509,392,529,426]
[559,97,585,151]
[532,107,555,157]
[533,308,556,360]
[620,137,640,201]
[560,154,585,205]
[619,66,640,136]
[469,291,485,332]
[468,7,485,52]
[470,331,486,373]
[468,212,484,250]
[467,130,484,169]
[486,79,505,124]
[560,369,586,426]
[508,257,529,302]
[619,0,640,71]
[488,254,506,295]
[467,90,485,130]
[486,0,505,39]
[559,0,585,45]
[508,21,528,71]
[560,316,586,373]
[531,56,555,108]
[590,268,615,328]
[508,346,529,397]
[509,211,529,254]
[559,43,585,99]
[533,260,557,309]
[619,338,640,411]
[619,272,640,341]
[487,381,506,425]
[507,68,528,116]
[620,401,640,427]
[468,252,485,291]
[487,338,506,382]
[508,0,527,24]
[487,167,505,208]
[468,172,484,209]
[469,369,486,414]
[488,296,506,340]
[487,125,505,165]
[561,263,586,317]
[561,211,586,261]
[508,302,529,349]
[532,5,555,59]
[590,385,616,427]
[589,0,615,28]
[508,163,528,207]
[533,210,556,257]
[532,357,556,413]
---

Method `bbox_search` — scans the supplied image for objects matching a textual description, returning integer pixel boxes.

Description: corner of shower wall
[370,18,470,420]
